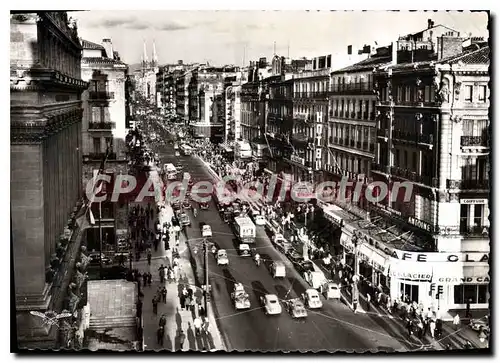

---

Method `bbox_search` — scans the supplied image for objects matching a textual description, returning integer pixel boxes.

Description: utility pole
[98,201,103,279]
[204,238,209,314]
[352,231,360,309]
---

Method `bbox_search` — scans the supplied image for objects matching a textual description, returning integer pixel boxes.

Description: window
[478,85,487,102]
[462,120,474,136]
[399,283,419,303]
[397,86,403,102]
[92,107,101,123]
[415,195,432,223]
[105,137,113,152]
[465,85,473,101]
[403,150,408,168]
[412,152,418,171]
[405,86,411,102]
[477,120,488,138]
[473,204,484,228]
[93,137,101,153]
[424,86,430,102]
[454,285,488,304]
[460,204,468,230]
[395,149,400,166]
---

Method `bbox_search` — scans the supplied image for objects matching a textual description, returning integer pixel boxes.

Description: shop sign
[371,203,402,217]
[291,155,305,165]
[407,216,433,233]
[435,276,490,284]
[460,198,488,205]
[324,210,343,227]
[389,270,432,281]
[374,243,489,263]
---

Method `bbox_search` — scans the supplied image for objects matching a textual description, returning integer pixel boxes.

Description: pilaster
[438,111,452,190]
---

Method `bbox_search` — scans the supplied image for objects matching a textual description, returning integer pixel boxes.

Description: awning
[432,264,490,285]
[340,232,354,253]
[389,261,433,282]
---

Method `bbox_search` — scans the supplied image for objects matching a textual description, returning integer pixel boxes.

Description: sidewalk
[137,150,225,351]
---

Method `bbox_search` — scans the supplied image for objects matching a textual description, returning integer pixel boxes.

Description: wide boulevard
[143,121,422,352]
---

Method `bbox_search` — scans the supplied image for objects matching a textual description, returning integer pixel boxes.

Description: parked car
[260,294,282,315]
[270,261,286,278]
[322,281,341,300]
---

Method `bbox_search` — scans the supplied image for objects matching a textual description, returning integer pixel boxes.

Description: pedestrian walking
[466,299,472,319]
[147,272,152,286]
[406,319,412,337]
[353,298,358,314]
[157,326,164,346]
[193,316,202,336]
[453,313,460,330]
[161,287,167,303]
[142,273,148,287]
[180,294,186,310]
[429,320,436,339]
[202,316,210,334]
[178,329,186,350]
[147,248,152,266]
[152,297,158,315]
[185,295,191,310]
[159,314,166,329]
[159,264,166,283]
[366,293,371,311]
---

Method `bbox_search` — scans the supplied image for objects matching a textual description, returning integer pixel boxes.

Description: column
[467,204,475,229]
[49,133,56,257]
[417,150,422,175]
[438,112,451,190]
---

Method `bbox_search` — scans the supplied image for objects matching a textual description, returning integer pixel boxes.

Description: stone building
[325,47,390,211]
[369,39,490,314]
[11,11,88,348]
[80,38,129,236]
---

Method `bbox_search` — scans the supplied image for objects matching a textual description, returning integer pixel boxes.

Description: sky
[67,11,489,67]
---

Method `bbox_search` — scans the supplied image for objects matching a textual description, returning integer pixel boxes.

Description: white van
[271,261,286,278]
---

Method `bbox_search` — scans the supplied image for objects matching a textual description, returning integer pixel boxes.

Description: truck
[164,163,177,180]
[233,216,256,244]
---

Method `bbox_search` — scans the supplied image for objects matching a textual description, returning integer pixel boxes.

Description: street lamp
[351,231,361,311]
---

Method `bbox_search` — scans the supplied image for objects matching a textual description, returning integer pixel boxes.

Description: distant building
[137,40,159,104]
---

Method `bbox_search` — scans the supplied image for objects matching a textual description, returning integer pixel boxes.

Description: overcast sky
[70,10,489,66]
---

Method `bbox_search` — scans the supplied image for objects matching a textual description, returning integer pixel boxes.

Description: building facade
[11,12,88,348]
[325,47,390,211]
[224,83,242,143]
[137,40,158,104]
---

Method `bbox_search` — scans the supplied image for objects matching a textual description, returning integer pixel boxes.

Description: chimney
[391,41,397,65]
[437,36,464,60]
[347,45,352,55]
[427,19,433,29]
[102,38,113,59]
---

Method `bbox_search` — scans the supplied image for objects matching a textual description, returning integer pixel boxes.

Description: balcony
[294,113,310,122]
[370,144,375,153]
[377,129,389,138]
[370,112,376,120]
[291,133,312,145]
[87,152,117,160]
[371,162,390,174]
[334,110,339,117]
[88,122,116,130]
[350,112,356,119]
[356,141,362,149]
[460,136,488,147]
[330,82,373,95]
[88,91,114,100]
[393,130,417,143]
[362,112,368,120]
[390,166,438,187]
[293,91,329,99]
[417,133,434,145]
[447,179,489,190]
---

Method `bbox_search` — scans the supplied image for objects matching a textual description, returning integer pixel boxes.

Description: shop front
[388,261,433,307]
[431,263,490,312]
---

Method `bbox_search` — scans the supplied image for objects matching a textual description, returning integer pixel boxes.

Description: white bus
[234,141,252,159]
[164,163,177,180]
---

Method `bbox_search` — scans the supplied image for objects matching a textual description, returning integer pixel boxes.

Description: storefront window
[454,285,488,304]
[399,283,419,303]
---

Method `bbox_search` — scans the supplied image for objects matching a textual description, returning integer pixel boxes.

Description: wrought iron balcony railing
[87,152,117,160]
[293,91,329,99]
[329,82,373,94]
[460,136,488,147]
[88,91,114,100]
[88,122,116,130]
[447,179,489,190]
[390,166,438,187]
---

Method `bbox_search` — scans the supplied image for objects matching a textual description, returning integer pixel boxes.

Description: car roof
[306,288,319,294]
[265,294,278,301]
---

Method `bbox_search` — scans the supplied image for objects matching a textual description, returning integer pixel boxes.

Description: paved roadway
[143,122,423,352]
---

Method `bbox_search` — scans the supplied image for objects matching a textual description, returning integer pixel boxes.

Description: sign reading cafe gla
[384,250,489,263]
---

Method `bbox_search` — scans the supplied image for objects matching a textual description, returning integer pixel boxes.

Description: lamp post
[352,231,360,310]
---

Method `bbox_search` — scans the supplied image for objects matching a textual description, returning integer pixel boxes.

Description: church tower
[152,39,159,71]
[142,39,149,74]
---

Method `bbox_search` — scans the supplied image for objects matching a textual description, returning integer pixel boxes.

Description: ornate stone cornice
[11,105,83,144]
[10,68,88,91]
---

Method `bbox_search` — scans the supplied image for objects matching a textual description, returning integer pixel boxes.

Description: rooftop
[333,55,392,74]
[81,39,105,50]
[82,57,128,67]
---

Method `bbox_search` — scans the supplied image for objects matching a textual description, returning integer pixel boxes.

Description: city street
[145,123,427,352]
